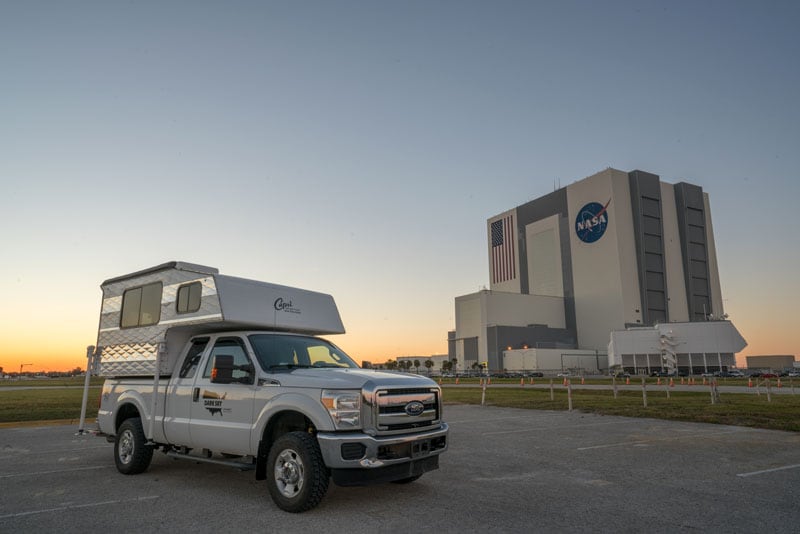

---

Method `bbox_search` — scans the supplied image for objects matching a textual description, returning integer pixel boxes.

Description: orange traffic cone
[626,377,630,385]
[703,377,707,385]
[455,377,459,385]
[488,377,492,385]
[681,377,685,385]
[657,378,661,386]
[563,377,568,386]
[581,377,585,385]
[438,377,442,385]
[669,378,675,388]
[520,377,525,387]
[530,377,534,385]
[777,379,782,388]
[748,377,753,388]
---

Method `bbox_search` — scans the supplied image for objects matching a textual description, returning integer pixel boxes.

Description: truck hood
[266,368,439,390]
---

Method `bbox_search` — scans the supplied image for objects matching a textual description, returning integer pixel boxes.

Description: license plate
[411,439,432,458]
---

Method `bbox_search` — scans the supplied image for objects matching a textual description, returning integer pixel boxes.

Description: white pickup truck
[84,262,448,513]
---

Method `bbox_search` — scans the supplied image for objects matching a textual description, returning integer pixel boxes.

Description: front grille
[374,387,439,434]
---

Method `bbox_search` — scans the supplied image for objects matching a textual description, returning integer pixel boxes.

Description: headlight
[321,390,361,429]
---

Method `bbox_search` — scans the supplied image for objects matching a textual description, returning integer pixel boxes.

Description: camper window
[120,282,163,328]
[176,282,202,314]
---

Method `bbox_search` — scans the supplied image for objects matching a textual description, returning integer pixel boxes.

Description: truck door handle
[193,387,200,402]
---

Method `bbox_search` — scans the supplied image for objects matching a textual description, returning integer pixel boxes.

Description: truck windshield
[248,334,359,371]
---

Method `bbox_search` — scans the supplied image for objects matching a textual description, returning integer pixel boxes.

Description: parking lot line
[576,428,743,450]
[0,495,160,520]
[737,463,800,478]
[0,465,109,479]
[483,419,632,436]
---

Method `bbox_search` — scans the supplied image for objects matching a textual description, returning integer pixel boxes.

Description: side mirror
[211,355,234,384]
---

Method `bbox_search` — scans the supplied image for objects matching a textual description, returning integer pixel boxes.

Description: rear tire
[114,417,154,475]
[266,431,329,513]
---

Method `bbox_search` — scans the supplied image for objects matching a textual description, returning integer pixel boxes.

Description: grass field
[1,378,798,433]
[443,386,800,432]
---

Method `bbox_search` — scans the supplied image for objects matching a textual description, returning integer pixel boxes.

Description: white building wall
[704,193,725,318]
[660,182,690,322]
[484,291,565,329]
[525,214,563,297]
[567,169,642,350]
[503,348,607,372]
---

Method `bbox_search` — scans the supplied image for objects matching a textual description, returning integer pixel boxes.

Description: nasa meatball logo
[575,199,611,243]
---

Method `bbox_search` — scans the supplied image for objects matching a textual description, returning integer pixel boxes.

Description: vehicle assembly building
[449,168,746,374]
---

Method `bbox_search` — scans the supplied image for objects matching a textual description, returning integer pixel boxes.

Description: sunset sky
[2,1,798,372]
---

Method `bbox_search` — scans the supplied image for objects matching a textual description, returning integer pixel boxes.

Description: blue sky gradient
[1,1,798,370]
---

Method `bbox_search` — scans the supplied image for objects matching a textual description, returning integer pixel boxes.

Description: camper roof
[102,261,219,286]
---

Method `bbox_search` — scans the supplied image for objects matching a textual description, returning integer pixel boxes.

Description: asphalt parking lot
[1,405,799,533]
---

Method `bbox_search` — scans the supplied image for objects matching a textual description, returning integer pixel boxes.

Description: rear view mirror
[211,355,234,384]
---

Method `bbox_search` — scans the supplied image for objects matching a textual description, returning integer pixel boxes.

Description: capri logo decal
[575,199,611,243]
[274,297,301,314]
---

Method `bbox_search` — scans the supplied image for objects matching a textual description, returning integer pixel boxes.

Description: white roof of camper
[101,261,219,286]
[213,274,345,335]
[102,261,345,335]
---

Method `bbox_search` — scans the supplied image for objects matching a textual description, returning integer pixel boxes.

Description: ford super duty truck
[82,262,448,512]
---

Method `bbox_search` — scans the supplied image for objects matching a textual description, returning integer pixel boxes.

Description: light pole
[18,363,33,380]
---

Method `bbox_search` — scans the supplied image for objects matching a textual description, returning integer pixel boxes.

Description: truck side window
[203,337,252,382]
[179,337,209,379]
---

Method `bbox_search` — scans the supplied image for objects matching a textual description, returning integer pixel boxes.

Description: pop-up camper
[94,261,345,376]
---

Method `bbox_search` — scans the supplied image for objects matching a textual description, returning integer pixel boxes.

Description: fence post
[641,376,647,408]
[766,378,772,403]
[549,379,554,401]
[567,379,573,411]
[612,376,618,399]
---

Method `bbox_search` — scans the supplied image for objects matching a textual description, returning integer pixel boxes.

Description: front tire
[114,417,154,475]
[266,432,329,513]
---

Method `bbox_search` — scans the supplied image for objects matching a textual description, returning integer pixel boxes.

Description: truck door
[163,337,210,446]
[188,336,256,455]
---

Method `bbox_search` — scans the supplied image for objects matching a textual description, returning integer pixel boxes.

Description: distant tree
[471,362,480,371]
[451,358,458,373]
[386,359,397,370]
[424,359,434,375]
[413,360,420,373]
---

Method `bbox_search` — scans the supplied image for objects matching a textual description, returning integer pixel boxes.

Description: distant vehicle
[761,373,778,379]
[556,372,571,377]
[611,372,630,379]
[525,372,544,378]
[787,371,800,378]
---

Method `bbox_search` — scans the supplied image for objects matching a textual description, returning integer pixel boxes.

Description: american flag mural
[491,214,516,283]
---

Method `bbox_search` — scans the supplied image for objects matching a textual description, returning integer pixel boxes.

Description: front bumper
[316,422,448,470]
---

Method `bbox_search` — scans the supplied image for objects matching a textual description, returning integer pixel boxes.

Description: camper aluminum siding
[94,262,346,377]
[95,262,223,376]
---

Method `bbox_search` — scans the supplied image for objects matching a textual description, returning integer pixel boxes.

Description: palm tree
[413,360,420,373]
[424,359,434,375]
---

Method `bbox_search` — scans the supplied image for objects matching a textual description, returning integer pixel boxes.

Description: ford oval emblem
[405,401,425,417]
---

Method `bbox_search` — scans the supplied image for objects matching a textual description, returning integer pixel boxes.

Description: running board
[164,450,255,471]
